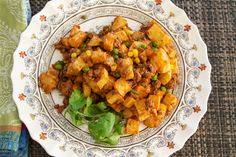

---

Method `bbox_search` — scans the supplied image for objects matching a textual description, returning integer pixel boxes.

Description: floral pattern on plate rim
[12,0,211,157]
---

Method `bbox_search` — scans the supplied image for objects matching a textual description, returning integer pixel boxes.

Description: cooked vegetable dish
[39,16,179,145]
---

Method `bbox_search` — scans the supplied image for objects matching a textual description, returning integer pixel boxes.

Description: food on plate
[39,16,179,145]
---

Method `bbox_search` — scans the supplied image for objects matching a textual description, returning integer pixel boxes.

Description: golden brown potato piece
[104,55,117,71]
[117,58,134,80]
[132,85,149,98]
[108,103,123,113]
[123,96,136,108]
[91,49,108,64]
[83,74,101,94]
[158,71,172,85]
[123,108,134,119]
[100,76,115,93]
[112,16,127,31]
[146,23,172,47]
[134,99,150,121]
[87,35,102,47]
[125,118,140,134]
[119,44,128,56]
[114,78,132,97]
[157,103,167,119]
[102,33,115,52]
[97,68,109,89]
[39,67,59,94]
[150,48,171,73]
[68,31,87,48]
[83,82,91,98]
[114,30,129,42]
[170,58,178,74]
[70,25,80,37]
[106,90,124,104]
[66,57,86,76]
[144,114,161,128]
[131,31,145,40]
[162,93,178,111]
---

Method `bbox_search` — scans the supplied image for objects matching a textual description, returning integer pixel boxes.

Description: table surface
[28,0,236,157]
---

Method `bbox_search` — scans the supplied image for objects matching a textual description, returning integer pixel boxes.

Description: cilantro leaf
[69,90,87,111]
[88,112,116,140]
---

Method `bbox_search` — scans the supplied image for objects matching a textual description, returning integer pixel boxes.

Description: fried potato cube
[119,44,128,55]
[125,118,140,134]
[150,48,171,73]
[123,108,134,119]
[144,114,161,128]
[70,25,80,37]
[123,96,136,108]
[117,58,134,80]
[66,57,86,76]
[162,93,178,111]
[108,103,123,112]
[102,33,115,52]
[91,49,108,64]
[114,78,132,97]
[104,55,117,71]
[148,95,161,111]
[133,85,149,98]
[157,103,167,119]
[97,68,109,89]
[68,31,87,48]
[158,71,172,85]
[146,23,172,47]
[39,67,59,94]
[106,90,124,104]
[112,16,127,31]
[83,74,101,94]
[170,58,178,74]
[135,99,150,121]
[83,82,91,98]
[114,30,129,42]
[87,35,102,47]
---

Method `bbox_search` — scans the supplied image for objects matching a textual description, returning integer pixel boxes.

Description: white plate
[11,0,212,156]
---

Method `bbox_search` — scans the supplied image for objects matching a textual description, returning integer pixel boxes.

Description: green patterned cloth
[0,0,30,153]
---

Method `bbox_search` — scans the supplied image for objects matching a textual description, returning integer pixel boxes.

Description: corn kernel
[128,51,134,57]
[133,49,139,58]
[76,49,81,55]
[134,58,140,64]
[71,52,77,58]
[124,28,133,35]
[86,50,92,56]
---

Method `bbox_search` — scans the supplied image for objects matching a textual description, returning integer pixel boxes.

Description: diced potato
[83,75,101,94]
[159,71,172,85]
[148,95,161,111]
[66,57,86,76]
[114,30,129,42]
[170,58,178,74]
[164,46,177,58]
[83,82,91,98]
[117,58,134,80]
[68,31,87,48]
[108,103,123,112]
[70,25,80,37]
[102,33,115,51]
[106,90,124,104]
[144,114,161,128]
[135,99,150,121]
[39,67,59,94]
[105,56,117,71]
[146,23,172,47]
[123,96,136,108]
[119,44,128,55]
[112,16,127,31]
[123,108,134,118]
[114,78,132,97]
[133,85,149,98]
[61,37,70,48]
[125,118,140,134]
[131,31,145,40]
[162,93,178,111]
[87,35,102,47]
[97,68,109,89]
[150,48,171,73]
[91,49,108,64]
[157,103,167,119]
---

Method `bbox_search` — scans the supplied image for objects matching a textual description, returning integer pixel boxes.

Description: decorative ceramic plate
[11,0,211,156]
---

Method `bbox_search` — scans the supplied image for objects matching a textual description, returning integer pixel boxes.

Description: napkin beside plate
[0,0,31,156]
